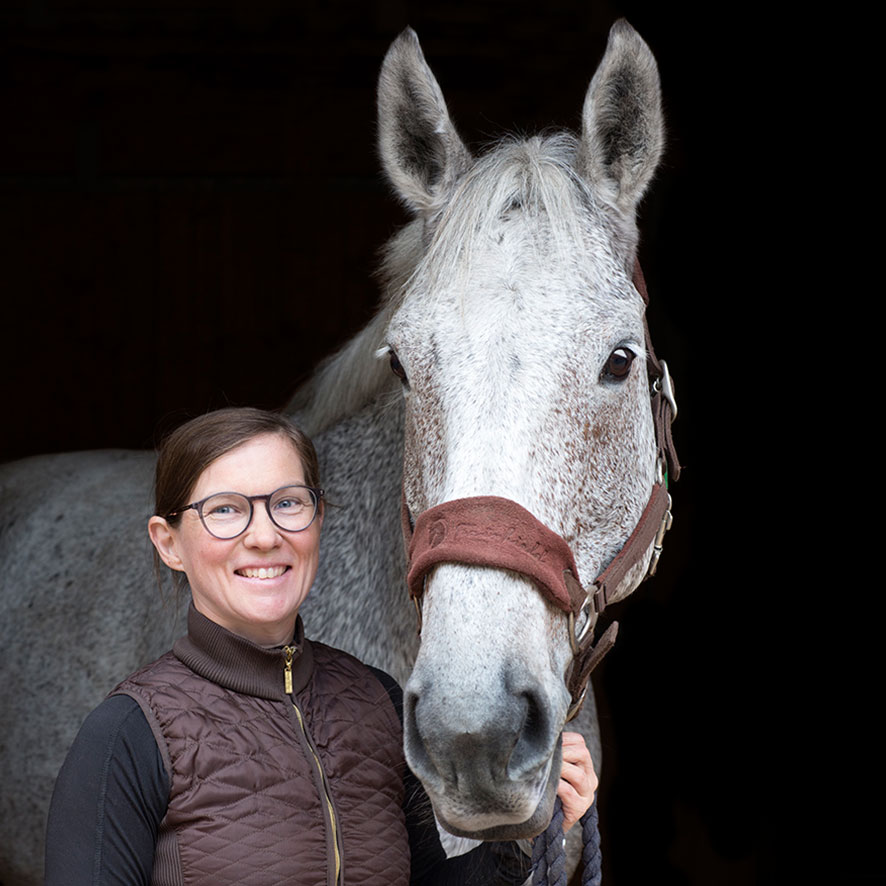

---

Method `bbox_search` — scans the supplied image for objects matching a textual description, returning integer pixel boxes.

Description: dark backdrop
[1,2,772,883]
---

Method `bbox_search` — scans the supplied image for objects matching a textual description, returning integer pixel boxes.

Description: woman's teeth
[238,566,287,580]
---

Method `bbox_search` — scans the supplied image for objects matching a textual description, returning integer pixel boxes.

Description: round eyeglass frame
[165,484,325,540]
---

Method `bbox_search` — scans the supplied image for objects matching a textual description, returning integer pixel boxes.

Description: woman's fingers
[556,731,598,832]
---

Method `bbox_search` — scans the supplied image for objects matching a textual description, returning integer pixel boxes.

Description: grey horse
[0,20,670,883]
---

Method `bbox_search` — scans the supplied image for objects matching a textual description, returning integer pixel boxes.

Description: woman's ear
[148,516,186,572]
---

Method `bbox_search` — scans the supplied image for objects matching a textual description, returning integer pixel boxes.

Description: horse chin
[432,743,562,842]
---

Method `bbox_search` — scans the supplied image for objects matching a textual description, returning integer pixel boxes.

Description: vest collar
[173,604,314,700]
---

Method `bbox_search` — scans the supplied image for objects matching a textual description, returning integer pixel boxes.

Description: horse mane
[287,221,422,437]
[290,131,626,437]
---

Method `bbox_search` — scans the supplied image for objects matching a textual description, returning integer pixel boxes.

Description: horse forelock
[422,134,604,287]
[406,134,643,328]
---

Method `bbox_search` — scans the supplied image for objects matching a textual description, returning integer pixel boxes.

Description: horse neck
[295,395,419,685]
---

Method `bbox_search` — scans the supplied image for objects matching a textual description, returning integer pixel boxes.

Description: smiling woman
[148,430,324,646]
[44,406,596,886]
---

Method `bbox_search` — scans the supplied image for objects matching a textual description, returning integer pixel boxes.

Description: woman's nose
[242,506,281,547]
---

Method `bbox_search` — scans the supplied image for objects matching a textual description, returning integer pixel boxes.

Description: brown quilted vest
[114,606,411,886]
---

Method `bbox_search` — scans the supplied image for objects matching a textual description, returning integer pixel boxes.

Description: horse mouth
[428,742,561,841]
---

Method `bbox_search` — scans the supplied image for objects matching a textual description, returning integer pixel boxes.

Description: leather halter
[400,263,680,720]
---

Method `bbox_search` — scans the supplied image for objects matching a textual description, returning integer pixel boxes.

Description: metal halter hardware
[647,460,673,579]
[400,262,680,719]
[653,360,677,422]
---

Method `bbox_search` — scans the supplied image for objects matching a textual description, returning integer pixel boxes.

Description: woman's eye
[602,347,635,382]
[389,351,409,384]
[209,504,240,517]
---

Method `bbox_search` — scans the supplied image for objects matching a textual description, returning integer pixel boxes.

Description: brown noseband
[406,496,584,613]
[400,262,680,720]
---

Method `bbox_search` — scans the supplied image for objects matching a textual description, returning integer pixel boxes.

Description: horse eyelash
[614,339,645,360]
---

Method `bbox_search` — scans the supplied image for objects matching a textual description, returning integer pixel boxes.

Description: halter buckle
[647,493,673,577]
[653,360,678,423]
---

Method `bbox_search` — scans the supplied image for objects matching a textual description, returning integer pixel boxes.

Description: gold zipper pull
[283,646,294,694]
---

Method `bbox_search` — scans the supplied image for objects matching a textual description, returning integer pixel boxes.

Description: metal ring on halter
[652,360,677,422]
[567,597,596,657]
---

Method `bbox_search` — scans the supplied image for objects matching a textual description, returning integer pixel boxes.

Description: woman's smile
[235,565,291,580]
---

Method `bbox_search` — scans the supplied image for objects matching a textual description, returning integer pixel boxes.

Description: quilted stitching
[118,645,410,885]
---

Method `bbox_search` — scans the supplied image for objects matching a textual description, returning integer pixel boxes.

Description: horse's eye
[389,350,409,384]
[602,347,635,382]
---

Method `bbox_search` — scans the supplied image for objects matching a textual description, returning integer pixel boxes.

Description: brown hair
[153,407,321,594]
[155,407,321,522]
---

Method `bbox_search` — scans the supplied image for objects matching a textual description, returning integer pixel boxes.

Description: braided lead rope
[530,796,602,886]
[531,797,567,886]
[580,800,602,886]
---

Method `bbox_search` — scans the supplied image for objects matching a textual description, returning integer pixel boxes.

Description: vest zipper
[291,702,342,885]
[283,645,295,694]
[285,649,342,886]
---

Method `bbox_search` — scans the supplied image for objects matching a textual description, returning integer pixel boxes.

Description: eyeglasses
[166,485,324,540]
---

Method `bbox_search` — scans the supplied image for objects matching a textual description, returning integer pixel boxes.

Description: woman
[45,407,596,885]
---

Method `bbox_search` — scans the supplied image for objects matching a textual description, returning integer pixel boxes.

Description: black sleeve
[45,694,169,886]
[368,667,532,886]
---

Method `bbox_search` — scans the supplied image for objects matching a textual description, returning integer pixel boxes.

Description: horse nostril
[507,689,551,779]
[403,686,437,780]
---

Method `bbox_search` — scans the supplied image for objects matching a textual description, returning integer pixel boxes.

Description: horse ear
[578,20,664,215]
[378,28,472,214]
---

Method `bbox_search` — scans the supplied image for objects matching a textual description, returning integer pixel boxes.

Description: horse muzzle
[403,604,567,839]
[413,731,562,841]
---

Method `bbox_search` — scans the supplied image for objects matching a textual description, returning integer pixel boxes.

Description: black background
[1,2,781,883]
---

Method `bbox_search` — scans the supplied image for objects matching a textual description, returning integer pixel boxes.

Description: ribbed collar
[173,604,314,701]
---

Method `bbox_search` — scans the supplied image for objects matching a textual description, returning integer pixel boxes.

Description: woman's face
[149,432,322,646]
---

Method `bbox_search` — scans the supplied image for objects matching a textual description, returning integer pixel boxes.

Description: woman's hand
[557,731,598,832]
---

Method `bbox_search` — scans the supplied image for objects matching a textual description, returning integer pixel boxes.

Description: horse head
[377,21,669,840]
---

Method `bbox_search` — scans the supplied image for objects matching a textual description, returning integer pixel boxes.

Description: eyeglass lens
[199,486,318,539]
